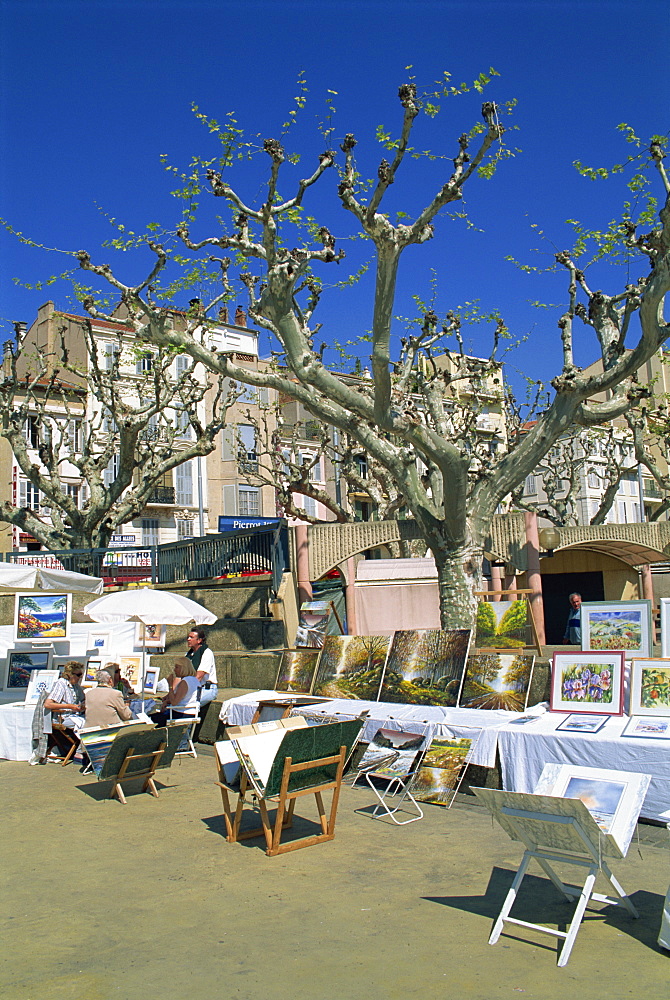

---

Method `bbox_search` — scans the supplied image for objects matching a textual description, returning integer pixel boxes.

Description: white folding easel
[472,787,639,967]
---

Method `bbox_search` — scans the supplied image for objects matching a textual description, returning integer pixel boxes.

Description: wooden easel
[474,588,542,656]
[108,741,166,805]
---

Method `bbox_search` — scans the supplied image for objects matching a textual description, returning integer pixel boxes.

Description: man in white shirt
[186,628,218,706]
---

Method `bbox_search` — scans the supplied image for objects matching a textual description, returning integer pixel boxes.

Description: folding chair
[352,727,425,825]
[168,687,202,758]
[50,722,80,766]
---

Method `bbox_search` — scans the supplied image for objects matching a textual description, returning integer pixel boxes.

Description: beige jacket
[84,686,133,729]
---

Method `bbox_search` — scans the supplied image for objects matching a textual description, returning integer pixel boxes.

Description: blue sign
[218,516,281,532]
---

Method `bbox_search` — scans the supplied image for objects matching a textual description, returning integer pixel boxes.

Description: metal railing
[5,522,289,594]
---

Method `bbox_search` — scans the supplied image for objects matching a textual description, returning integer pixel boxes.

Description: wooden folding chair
[215,719,364,856]
[51,723,80,766]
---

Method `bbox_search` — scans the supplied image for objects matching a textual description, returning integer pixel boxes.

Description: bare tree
[0,313,234,549]
[18,84,669,627]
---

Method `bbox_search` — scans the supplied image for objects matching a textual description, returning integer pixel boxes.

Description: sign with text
[218,516,281,532]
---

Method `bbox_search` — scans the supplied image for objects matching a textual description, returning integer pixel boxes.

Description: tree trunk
[433,540,484,631]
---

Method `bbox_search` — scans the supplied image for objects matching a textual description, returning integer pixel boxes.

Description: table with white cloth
[0,702,34,760]
[498,712,670,822]
[218,690,524,768]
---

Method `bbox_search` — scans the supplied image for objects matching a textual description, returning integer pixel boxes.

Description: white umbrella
[0,563,104,594]
[83,588,217,704]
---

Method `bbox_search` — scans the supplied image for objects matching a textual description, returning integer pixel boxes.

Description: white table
[498,713,670,822]
[219,691,523,768]
[0,702,34,761]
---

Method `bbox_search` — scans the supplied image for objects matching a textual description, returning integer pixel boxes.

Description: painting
[25,669,60,704]
[533,763,651,856]
[622,715,670,739]
[134,622,166,648]
[459,652,535,711]
[660,599,670,658]
[378,628,471,705]
[83,658,102,687]
[357,727,425,778]
[550,651,625,715]
[475,599,528,649]
[14,592,71,642]
[143,666,160,694]
[555,714,609,734]
[295,600,337,648]
[118,655,142,693]
[275,648,321,693]
[580,600,652,658]
[87,630,111,654]
[6,649,53,690]
[408,738,472,806]
[312,635,390,700]
[628,658,670,716]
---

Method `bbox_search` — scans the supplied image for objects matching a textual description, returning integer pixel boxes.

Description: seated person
[150,658,200,727]
[108,662,134,699]
[84,669,133,729]
[186,628,218,707]
[44,661,87,743]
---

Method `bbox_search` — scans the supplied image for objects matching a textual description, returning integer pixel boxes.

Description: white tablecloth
[0,702,34,760]
[498,713,670,822]
[219,691,522,768]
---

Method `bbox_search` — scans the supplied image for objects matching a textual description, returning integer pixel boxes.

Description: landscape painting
[409,738,472,806]
[357,727,424,778]
[581,601,651,658]
[378,629,471,705]
[275,648,321,693]
[6,649,53,689]
[550,651,625,715]
[628,659,670,716]
[14,593,71,642]
[459,652,535,711]
[475,600,528,649]
[622,715,670,739]
[560,775,626,834]
[311,635,390,700]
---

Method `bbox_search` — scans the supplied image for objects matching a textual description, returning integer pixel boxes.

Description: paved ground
[1,748,668,1000]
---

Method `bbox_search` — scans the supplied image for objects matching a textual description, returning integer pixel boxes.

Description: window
[103,453,120,487]
[174,406,192,439]
[175,354,191,377]
[525,475,536,495]
[136,351,154,374]
[617,501,627,523]
[308,456,323,483]
[19,480,40,512]
[65,419,83,453]
[354,454,368,480]
[175,461,193,505]
[61,482,87,509]
[142,518,160,546]
[238,486,260,516]
[303,495,317,518]
[177,518,194,539]
[102,342,121,371]
[23,416,41,449]
[587,471,600,489]
[237,424,257,472]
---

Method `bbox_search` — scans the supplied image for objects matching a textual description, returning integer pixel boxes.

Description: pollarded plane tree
[71,81,669,628]
[0,314,236,550]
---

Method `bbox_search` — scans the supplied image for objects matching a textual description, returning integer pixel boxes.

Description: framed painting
[134,622,166,648]
[25,669,60,704]
[550,651,625,715]
[379,628,471,706]
[533,763,651,854]
[555,713,609,734]
[408,737,472,807]
[274,648,321,694]
[83,658,103,687]
[14,593,72,642]
[87,630,111,654]
[142,666,160,694]
[660,599,670,658]
[459,652,535,711]
[118,655,142,693]
[580,600,652,659]
[622,715,670,739]
[5,648,53,690]
[628,658,670,716]
[311,635,390,700]
[475,599,528,650]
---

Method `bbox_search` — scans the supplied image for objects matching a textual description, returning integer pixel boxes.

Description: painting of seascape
[378,629,471,705]
[14,593,71,641]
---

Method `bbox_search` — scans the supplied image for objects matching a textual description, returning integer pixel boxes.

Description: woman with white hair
[84,669,133,729]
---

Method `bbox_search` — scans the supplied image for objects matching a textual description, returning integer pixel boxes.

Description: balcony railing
[148,486,176,504]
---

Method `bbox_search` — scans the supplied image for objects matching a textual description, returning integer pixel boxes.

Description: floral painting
[550,652,624,715]
[475,600,528,649]
[459,652,535,711]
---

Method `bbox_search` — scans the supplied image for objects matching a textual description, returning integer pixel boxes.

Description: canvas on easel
[474,589,541,656]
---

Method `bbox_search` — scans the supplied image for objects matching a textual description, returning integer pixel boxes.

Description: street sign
[218,516,281,532]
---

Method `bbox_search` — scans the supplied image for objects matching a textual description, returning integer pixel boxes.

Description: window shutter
[223,484,237,515]
[258,387,270,408]
[175,460,193,505]
[222,427,236,462]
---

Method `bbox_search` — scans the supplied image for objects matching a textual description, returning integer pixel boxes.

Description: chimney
[218,305,229,323]
[235,306,247,328]
[188,298,204,317]
[13,321,26,340]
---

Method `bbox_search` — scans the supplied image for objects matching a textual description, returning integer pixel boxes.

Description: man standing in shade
[563,593,582,645]
[186,627,218,706]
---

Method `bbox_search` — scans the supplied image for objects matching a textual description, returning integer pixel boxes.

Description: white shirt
[195,645,217,686]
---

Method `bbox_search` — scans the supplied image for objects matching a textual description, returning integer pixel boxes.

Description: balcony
[147,486,176,505]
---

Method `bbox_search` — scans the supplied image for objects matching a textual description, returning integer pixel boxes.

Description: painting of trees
[275,649,320,693]
[380,628,471,705]
[312,634,390,700]
[475,600,528,649]
[460,652,535,711]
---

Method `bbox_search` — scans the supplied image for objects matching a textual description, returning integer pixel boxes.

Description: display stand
[472,787,639,967]
[363,769,424,825]
[474,589,542,656]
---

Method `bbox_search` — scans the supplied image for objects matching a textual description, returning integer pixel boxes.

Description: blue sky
[1,0,667,394]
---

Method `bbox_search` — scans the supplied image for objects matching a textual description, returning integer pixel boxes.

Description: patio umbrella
[0,563,104,594]
[83,588,217,703]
